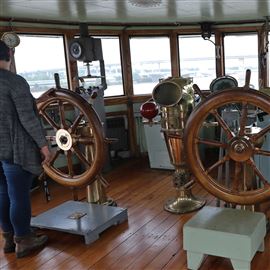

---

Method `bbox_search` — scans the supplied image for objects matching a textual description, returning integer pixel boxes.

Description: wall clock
[1,32,20,48]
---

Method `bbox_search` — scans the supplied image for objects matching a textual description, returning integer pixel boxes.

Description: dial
[1,32,20,48]
[69,41,83,60]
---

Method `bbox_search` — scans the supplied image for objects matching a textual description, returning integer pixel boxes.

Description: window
[77,36,124,97]
[15,35,68,98]
[130,36,171,95]
[224,33,258,89]
[178,35,216,90]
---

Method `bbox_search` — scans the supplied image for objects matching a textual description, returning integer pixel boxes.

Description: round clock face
[69,41,83,59]
[1,32,20,48]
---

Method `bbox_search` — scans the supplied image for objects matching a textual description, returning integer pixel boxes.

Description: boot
[2,232,16,253]
[14,232,48,258]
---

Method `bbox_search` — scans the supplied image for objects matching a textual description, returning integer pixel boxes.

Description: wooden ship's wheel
[36,88,105,187]
[32,88,128,243]
[184,81,270,205]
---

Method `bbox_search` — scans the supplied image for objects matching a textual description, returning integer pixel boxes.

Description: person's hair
[0,40,11,61]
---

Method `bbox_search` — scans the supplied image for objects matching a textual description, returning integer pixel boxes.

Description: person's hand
[40,145,52,165]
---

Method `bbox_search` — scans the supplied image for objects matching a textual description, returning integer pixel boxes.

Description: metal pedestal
[183,206,266,270]
[164,195,205,214]
[31,200,128,244]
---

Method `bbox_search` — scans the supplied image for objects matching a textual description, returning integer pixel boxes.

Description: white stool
[183,206,266,270]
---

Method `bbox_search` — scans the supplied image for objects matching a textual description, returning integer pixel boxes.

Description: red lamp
[140,101,159,120]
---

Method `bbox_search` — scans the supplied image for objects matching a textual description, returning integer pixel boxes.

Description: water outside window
[224,34,258,89]
[178,35,216,90]
[130,37,171,95]
[13,33,260,98]
[15,35,68,98]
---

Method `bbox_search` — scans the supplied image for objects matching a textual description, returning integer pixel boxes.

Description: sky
[15,35,122,73]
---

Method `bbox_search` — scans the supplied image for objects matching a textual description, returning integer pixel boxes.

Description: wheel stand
[183,206,266,270]
[31,200,128,244]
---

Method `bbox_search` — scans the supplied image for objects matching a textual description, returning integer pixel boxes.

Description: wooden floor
[1,157,270,270]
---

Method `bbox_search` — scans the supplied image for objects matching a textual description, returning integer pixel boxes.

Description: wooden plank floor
[1,157,270,270]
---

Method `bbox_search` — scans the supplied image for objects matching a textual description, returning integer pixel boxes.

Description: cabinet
[144,124,174,170]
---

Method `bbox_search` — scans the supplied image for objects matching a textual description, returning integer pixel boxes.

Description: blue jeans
[0,161,33,236]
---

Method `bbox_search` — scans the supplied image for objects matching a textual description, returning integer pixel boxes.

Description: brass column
[152,77,206,214]
[80,124,116,206]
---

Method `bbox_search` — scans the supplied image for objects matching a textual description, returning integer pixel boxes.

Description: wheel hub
[228,136,253,162]
[56,129,73,150]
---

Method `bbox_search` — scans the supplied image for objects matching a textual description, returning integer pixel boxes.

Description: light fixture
[200,22,212,40]
[1,19,20,48]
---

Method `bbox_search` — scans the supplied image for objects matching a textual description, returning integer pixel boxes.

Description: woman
[0,40,51,258]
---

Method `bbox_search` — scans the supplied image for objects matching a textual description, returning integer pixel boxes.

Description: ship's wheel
[184,76,270,205]
[36,88,105,187]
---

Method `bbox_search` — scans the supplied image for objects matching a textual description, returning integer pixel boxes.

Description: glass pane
[15,35,68,98]
[130,37,171,95]
[77,36,124,97]
[179,35,216,90]
[224,34,258,89]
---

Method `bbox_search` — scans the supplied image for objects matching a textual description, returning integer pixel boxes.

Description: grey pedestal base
[31,200,128,244]
[183,206,266,270]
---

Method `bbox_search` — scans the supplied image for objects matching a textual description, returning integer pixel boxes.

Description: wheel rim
[184,87,270,205]
[37,88,105,187]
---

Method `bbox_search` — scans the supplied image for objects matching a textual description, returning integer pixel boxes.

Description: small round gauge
[69,41,83,60]
[1,32,20,48]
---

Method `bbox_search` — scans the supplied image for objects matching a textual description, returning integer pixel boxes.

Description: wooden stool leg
[231,259,250,270]
[187,251,204,270]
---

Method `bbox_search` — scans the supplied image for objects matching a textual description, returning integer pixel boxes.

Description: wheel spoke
[58,100,67,129]
[40,111,60,130]
[77,136,95,145]
[252,123,270,142]
[247,158,270,187]
[211,109,234,139]
[45,135,56,142]
[206,154,229,174]
[238,102,248,136]
[254,148,270,157]
[232,162,242,192]
[72,145,91,167]
[243,163,248,191]
[197,138,227,148]
[69,113,84,134]
[49,149,61,166]
[66,150,74,177]
[193,84,207,100]
[244,69,251,89]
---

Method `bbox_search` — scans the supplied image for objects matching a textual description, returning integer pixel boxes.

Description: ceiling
[0,0,269,26]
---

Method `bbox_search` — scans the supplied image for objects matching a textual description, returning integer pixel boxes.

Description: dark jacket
[0,68,47,175]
